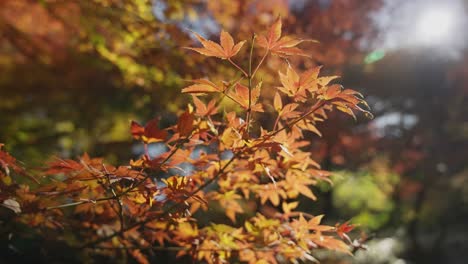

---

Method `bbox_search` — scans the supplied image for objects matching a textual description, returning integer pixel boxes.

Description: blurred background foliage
[1,0,468,263]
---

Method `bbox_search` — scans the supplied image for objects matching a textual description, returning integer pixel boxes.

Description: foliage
[331,157,399,230]
[0,0,380,166]
[0,20,372,263]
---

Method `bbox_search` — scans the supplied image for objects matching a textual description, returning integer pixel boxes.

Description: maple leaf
[322,84,343,100]
[162,176,188,192]
[312,233,351,254]
[336,222,356,239]
[317,75,340,86]
[284,172,317,200]
[181,79,222,94]
[282,201,299,214]
[279,103,301,120]
[130,249,149,264]
[185,30,246,59]
[278,66,326,101]
[192,95,218,116]
[215,191,244,222]
[221,127,245,149]
[177,111,194,137]
[257,18,315,57]
[228,82,263,112]
[306,215,335,232]
[0,145,24,176]
[317,84,373,119]
[259,183,286,206]
[45,158,83,175]
[131,118,167,143]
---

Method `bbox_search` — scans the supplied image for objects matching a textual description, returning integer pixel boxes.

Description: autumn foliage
[0,19,371,263]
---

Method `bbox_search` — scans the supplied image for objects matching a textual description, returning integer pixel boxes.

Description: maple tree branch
[104,165,125,232]
[45,140,186,212]
[85,102,330,232]
[162,156,236,214]
[93,245,277,252]
[79,155,237,249]
[228,58,248,77]
[118,139,186,197]
[44,191,145,211]
[271,100,326,137]
[246,34,256,135]
[45,200,93,210]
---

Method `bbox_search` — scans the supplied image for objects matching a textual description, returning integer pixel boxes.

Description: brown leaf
[143,118,168,143]
[178,111,194,137]
[130,121,145,139]
[131,118,167,143]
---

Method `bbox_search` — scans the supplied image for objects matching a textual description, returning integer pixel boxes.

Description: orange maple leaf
[257,18,315,57]
[192,95,218,117]
[227,82,264,112]
[278,66,325,101]
[185,30,246,59]
[181,79,221,94]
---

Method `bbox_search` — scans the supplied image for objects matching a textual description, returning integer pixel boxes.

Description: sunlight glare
[414,8,455,46]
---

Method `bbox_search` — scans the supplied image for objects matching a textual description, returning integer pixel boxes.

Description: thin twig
[46,140,186,211]
[118,139,186,197]
[45,200,92,210]
[104,164,125,232]
[79,156,237,249]
[273,113,281,131]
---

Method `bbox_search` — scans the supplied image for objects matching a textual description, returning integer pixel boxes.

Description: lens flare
[414,8,455,45]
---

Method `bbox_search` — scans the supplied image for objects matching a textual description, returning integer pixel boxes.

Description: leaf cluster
[0,19,371,263]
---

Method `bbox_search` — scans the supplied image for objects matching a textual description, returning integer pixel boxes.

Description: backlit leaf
[185,30,246,59]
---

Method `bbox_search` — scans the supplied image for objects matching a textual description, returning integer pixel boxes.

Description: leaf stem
[273,113,281,131]
[252,50,268,79]
[246,34,256,135]
[104,165,125,232]
[228,58,248,77]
